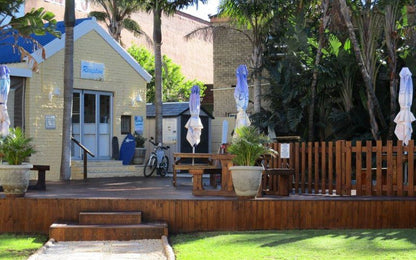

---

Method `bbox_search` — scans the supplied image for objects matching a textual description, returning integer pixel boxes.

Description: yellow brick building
[2,18,151,180]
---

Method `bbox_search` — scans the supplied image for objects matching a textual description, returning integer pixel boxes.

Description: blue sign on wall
[134,116,144,135]
[81,60,105,80]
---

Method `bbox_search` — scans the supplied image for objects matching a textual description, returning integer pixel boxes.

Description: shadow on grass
[171,229,416,248]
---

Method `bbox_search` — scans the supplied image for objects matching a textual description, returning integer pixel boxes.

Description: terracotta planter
[230,166,263,198]
[0,163,33,197]
[133,148,146,165]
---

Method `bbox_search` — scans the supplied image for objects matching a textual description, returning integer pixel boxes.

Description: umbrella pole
[192,146,195,165]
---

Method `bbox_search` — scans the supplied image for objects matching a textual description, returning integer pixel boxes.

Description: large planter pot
[133,148,146,165]
[0,163,33,198]
[230,166,263,198]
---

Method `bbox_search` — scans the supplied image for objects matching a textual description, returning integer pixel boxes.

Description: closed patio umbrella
[0,65,10,137]
[185,85,203,155]
[234,64,250,136]
[394,67,415,145]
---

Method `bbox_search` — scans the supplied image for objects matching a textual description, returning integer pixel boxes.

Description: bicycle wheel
[143,155,157,177]
[158,155,169,177]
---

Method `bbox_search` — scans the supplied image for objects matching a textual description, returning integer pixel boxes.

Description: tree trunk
[308,0,330,142]
[338,0,384,140]
[384,4,399,139]
[60,0,75,180]
[252,45,262,114]
[153,5,163,144]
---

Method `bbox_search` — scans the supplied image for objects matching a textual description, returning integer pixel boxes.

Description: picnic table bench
[28,165,50,191]
[173,153,235,196]
[258,168,294,197]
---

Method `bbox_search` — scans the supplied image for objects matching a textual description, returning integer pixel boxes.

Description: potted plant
[228,126,277,198]
[0,128,36,197]
[132,132,147,165]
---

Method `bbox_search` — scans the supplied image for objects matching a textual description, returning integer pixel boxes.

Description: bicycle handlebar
[148,137,170,150]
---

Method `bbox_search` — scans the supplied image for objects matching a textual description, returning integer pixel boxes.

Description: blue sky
[181,0,220,21]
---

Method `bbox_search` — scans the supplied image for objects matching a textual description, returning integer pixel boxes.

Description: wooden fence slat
[321,142,326,195]
[301,142,306,193]
[408,140,414,196]
[376,140,382,196]
[387,140,393,196]
[335,140,342,195]
[314,142,319,194]
[397,141,403,196]
[365,141,372,196]
[308,142,313,194]
[294,143,300,194]
[355,141,362,196]
[328,142,333,195]
[274,143,279,168]
[345,141,352,195]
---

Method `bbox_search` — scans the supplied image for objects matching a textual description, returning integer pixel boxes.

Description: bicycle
[143,137,170,177]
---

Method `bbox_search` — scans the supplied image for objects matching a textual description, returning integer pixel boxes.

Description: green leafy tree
[128,45,205,102]
[0,0,60,70]
[87,0,150,45]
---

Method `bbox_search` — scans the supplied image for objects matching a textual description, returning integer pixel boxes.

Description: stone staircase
[49,211,168,241]
[71,160,145,179]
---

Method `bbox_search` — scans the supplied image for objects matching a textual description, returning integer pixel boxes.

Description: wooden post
[328,142,333,195]
[335,140,342,195]
[345,141,352,195]
[83,152,88,182]
[355,141,362,196]
[314,142,319,194]
[365,141,372,196]
[376,140,382,196]
[321,141,326,195]
[408,140,414,196]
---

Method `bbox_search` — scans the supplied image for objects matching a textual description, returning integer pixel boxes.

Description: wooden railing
[270,140,416,197]
[71,136,95,181]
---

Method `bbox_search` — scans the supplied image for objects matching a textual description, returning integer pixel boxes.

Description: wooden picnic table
[173,153,235,196]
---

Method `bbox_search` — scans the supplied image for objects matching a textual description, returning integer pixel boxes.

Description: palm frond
[88,11,108,22]
[123,18,153,45]
[184,25,213,41]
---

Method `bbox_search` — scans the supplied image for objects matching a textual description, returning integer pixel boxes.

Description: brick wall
[211,19,254,117]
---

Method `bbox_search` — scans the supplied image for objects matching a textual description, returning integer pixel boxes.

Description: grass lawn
[170,229,416,260]
[0,233,48,260]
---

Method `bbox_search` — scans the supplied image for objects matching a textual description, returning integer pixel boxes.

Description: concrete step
[49,222,168,241]
[79,211,142,225]
[72,160,124,167]
[71,160,144,179]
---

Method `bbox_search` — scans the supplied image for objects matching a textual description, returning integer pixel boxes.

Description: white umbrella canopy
[394,67,415,145]
[185,85,203,152]
[234,64,250,136]
[0,65,10,137]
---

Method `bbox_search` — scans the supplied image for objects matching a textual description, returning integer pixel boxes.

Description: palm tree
[383,1,401,139]
[88,0,150,45]
[337,0,386,139]
[141,0,205,144]
[308,0,330,141]
[218,0,275,114]
[60,0,75,181]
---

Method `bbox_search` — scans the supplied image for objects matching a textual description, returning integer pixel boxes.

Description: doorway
[72,90,113,159]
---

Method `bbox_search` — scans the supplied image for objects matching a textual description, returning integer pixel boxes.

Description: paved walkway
[28,239,172,260]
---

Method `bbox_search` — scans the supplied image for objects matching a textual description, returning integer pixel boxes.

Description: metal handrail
[71,136,95,181]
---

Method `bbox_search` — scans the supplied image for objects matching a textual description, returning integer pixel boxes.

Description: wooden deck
[1,176,416,234]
